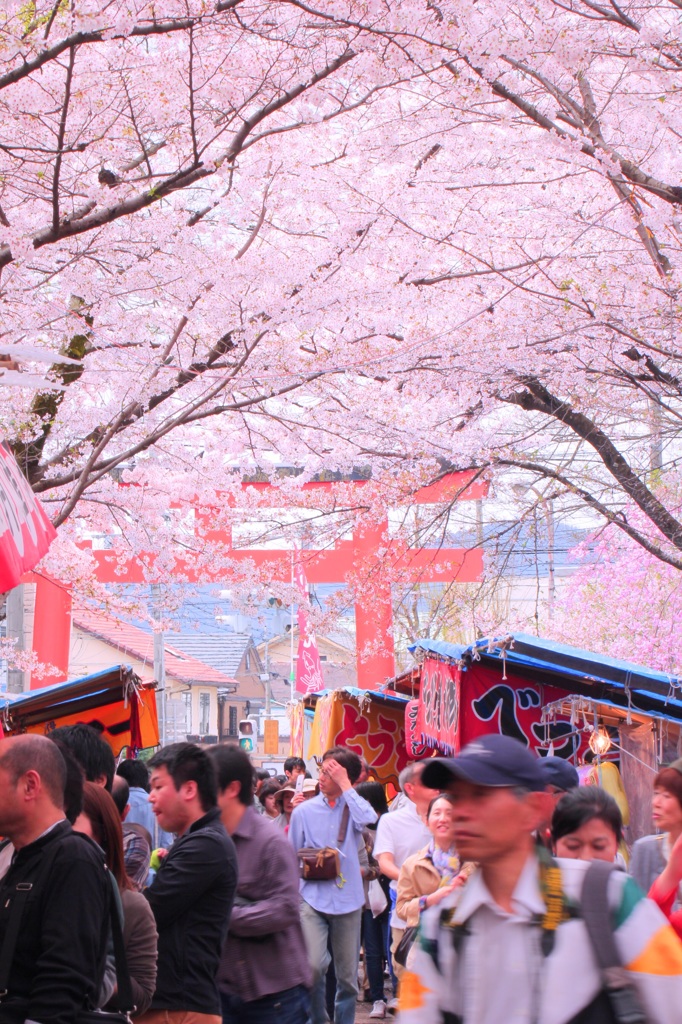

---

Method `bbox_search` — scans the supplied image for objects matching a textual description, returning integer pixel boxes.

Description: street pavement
[355,988,395,1022]
[356,999,392,1022]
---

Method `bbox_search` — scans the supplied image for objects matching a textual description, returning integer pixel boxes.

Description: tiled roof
[258,628,355,655]
[163,633,260,677]
[72,609,239,687]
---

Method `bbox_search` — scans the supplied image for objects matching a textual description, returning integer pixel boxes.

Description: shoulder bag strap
[337,803,351,846]
[107,874,134,1013]
[580,860,647,1024]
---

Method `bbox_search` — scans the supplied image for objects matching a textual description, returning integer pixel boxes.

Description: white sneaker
[387,996,400,1014]
[369,1000,387,1019]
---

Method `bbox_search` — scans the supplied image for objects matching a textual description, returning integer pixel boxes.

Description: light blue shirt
[126,786,174,849]
[289,788,377,913]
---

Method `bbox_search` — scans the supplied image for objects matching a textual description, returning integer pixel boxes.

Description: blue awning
[408,634,682,724]
[304,686,408,709]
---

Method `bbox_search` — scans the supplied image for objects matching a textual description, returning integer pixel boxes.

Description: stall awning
[304,685,408,711]
[1,665,159,754]
[304,686,409,787]
[409,635,682,724]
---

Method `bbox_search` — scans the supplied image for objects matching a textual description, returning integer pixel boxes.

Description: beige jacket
[396,845,443,927]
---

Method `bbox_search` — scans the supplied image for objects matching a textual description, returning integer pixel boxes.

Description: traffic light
[238,719,254,753]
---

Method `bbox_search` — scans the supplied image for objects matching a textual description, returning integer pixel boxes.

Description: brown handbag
[298,804,350,881]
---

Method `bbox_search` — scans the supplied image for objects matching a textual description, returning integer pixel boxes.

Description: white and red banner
[0,444,56,592]
[294,558,325,695]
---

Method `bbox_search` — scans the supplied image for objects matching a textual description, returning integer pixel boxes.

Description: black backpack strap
[580,860,647,1024]
[107,874,135,1013]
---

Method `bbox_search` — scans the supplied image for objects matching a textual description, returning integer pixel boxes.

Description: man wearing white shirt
[373,762,437,1010]
[289,745,377,1024]
[397,734,682,1024]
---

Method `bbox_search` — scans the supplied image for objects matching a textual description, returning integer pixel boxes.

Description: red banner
[0,444,56,592]
[460,663,581,756]
[416,658,460,755]
[413,659,587,759]
[405,698,431,758]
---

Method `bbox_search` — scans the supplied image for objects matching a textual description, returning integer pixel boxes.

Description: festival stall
[301,687,410,789]
[400,635,682,843]
[0,665,159,755]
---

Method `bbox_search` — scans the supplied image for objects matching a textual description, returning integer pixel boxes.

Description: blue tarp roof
[305,685,407,708]
[409,634,682,723]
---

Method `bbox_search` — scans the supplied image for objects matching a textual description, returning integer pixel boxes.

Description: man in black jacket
[139,742,237,1024]
[0,734,110,1024]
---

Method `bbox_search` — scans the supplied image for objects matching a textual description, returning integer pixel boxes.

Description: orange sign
[263,718,279,755]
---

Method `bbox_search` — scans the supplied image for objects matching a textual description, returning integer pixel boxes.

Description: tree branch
[0,47,356,270]
[0,3,244,91]
[504,378,682,550]
[51,45,76,235]
[446,60,682,208]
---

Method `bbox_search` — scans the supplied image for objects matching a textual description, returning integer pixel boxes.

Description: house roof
[258,628,355,657]
[73,610,239,688]
[163,633,259,677]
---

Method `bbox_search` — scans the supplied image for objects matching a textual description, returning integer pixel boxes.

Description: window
[182,692,192,734]
[199,692,211,734]
[228,706,238,737]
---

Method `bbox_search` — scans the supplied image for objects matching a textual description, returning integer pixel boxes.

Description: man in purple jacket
[209,744,311,1024]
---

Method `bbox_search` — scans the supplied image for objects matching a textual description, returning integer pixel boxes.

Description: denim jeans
[300,901,362,1024]
[362,907,389,1002]
[386,888,398,996]
[220,984,310,1024]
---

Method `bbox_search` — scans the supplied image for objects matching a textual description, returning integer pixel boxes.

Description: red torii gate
[28,471,487,689]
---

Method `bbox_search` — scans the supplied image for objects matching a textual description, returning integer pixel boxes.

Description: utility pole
[290,550,295,703]
[152,585,166,745]
[6,584,29,693]
[264,639,272,717]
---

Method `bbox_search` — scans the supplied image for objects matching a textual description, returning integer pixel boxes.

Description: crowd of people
[1,726,682,1024]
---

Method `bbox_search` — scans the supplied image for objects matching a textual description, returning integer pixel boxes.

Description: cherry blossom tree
[2,0,682,622]
[551,521,682,674]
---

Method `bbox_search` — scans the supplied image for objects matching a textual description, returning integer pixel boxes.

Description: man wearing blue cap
[537,755,580,849]
[396,734,682,1024]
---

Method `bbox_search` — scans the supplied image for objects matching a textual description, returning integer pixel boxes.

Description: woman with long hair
[75,782,158,1015]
